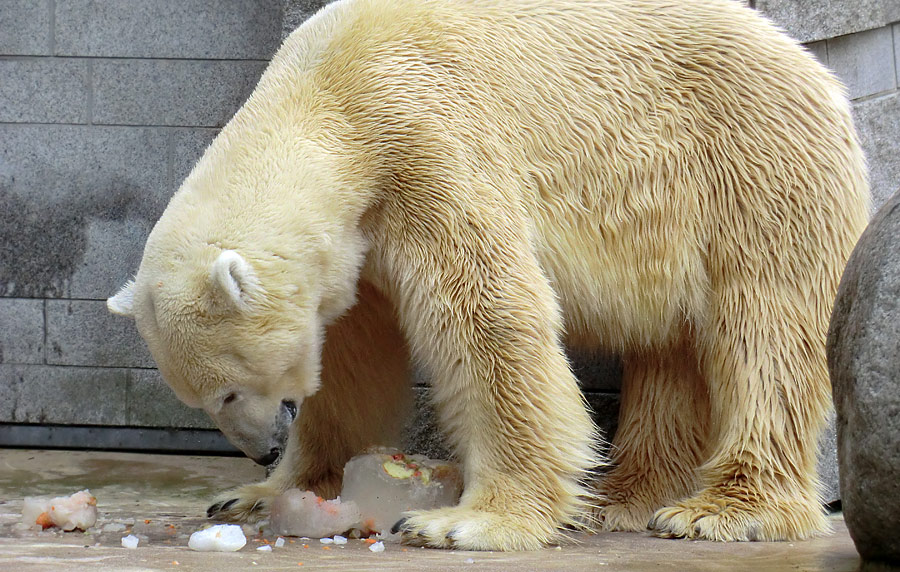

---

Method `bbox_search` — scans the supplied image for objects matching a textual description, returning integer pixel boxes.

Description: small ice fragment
[256,545,273,552]
[22,490,98,531]
[188,524,247,552]
[465,558,475,564]
[270,490,360,538]
[121,535,139,549]
[340,449,463,533]
[369,540,385,553]
[333,535,347,545]
[274,537,285,548]
[319,537,334,544]
[103,523,127,533]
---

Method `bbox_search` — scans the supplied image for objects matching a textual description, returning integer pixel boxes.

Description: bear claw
[391,517,409,534]
[207,498,238,518]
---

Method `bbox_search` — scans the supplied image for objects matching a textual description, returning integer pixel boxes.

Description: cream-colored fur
[109,0,870,550]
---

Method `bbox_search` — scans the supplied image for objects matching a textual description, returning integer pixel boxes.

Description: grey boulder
[828,189,900,567]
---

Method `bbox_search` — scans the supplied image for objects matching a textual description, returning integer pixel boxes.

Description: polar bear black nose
[257,447,281,466]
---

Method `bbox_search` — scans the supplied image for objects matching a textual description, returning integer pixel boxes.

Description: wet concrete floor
[0,449,861,571]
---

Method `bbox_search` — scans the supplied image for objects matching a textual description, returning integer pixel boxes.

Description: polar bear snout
[252,402,296,466]
[209,394,302,468]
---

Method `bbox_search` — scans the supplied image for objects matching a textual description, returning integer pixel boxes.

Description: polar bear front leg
[383,212,600,550]
[208,281,412,522]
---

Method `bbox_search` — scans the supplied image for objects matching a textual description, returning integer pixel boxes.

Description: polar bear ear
[107,280,136,317]
[211,250,259,309]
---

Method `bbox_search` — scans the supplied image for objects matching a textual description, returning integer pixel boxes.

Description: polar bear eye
[222,392,238,405]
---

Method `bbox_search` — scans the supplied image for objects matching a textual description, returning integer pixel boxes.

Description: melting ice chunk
[21,490,98,532]
[270,490,360,538]
[121,534,139,549]
[340,449,463,534]
[188,524,247,552]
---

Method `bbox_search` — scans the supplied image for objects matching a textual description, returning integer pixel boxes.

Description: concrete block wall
[1,0,897,481]
[0,0,284,449]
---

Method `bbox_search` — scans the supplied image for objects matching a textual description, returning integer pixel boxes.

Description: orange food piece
[364,538,378,545]
[322,546,331,550]
[35,512,54,529]
[144,519,151,524]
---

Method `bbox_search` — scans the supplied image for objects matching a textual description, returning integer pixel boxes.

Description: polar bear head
[108,246,326,467]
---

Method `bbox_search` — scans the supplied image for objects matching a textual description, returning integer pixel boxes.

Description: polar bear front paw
[207,482,278,522]
[392,506,555,551]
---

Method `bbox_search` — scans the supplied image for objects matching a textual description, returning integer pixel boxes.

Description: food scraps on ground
[21,490,98,532]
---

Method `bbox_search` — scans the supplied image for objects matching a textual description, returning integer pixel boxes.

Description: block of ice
[22,490,98,531]
[270,490,360,538]
[340,449,463,533]
[121,534,139,549]
[274,537,285,548]
[188,524,247,552]
[369,540,385,552]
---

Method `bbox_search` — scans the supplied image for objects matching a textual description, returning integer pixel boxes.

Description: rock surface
[827,188,900,566]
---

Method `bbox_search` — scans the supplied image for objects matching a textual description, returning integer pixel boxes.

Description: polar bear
[108,0,870,551]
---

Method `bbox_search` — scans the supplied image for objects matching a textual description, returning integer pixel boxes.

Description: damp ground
[0,449,860,571]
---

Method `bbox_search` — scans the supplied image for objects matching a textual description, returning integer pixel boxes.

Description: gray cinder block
[0,364,128,425]
[281,0,332,40]
[0,58,89,123]
[827,27,896,100]
[171,128,220,191]
[55,0,282,59]
[127,369,216,429]
[755,0,896,44]
[817,413,840,505]
[92,59,268,127]
[853,93,900,211]
[46,300,153,368]
[69,217,156,300]
[0,299,44,365]
[0,0,51,55]
[0,125,168,298]
[895,24,900,85]
[803,41,828,66]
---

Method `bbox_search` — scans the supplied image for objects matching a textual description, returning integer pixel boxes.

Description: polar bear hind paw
[649,489,828,541]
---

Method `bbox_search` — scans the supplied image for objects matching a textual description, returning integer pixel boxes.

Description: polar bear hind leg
[593,336,710,531]
[651,286,830,541]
